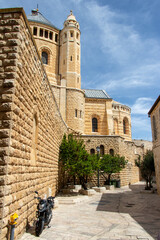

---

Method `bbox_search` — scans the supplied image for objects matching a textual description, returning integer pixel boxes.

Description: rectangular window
[75,109,77,117]
[70,31,74,37]
[77,55,79,60]
[64,33,67,38]
[63,60,65,65]
[49,32,53,40]
[40,29,43,37]
[33,27,37,36]
[45,30,48,38]
[55,33,58,42]
[70,56,72,61]
[80,110,82,118]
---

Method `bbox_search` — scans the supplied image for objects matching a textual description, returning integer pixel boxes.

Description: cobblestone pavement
[20,182,160,240]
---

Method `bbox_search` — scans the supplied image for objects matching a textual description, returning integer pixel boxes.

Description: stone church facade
[0,7,149,239]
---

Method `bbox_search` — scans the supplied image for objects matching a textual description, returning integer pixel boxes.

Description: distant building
[148,95,160,194]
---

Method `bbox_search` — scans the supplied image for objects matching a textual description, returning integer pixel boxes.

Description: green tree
[135,150,155,190]
[100,154,127,185]
[59,134,97,187]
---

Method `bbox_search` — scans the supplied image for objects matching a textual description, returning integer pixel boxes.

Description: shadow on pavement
[96,183,160,239]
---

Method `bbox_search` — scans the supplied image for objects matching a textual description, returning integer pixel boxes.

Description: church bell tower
[59,10,81,89]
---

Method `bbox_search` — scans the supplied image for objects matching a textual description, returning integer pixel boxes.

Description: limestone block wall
[112,102,132,141]
[133,139,152,153]
[82,135,143,186]
[66,88,84,133]
[84,99,110,135]
[149,100,160,194]
[0,8,67,240]
[51,85,60,108]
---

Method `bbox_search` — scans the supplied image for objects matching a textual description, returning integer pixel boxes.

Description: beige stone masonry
[0,8,68,240]
[82,135,144,187]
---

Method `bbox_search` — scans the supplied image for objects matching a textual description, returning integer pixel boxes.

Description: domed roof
[66,10,77,22]
[27,9,59,30]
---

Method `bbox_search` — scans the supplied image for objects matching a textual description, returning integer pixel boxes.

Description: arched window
[100,145,104,155]
[92,118,98,132]
[42,51,48,64]
[109,149,114,156]
[153,115,157,140]
[31,113,38,164]
[123,117,129,134]
[114,118,118,134]
[90,149,95,155]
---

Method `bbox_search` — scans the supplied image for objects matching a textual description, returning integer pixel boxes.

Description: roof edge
[28,19,60,30]
[148,95,160,116]
[0,7,24,14]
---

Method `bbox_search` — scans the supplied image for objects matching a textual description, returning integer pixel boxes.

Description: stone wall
[82,135,144,187]
[29,21,60,86]
[66,88,84,134]
[84,99,110,135]
[133,139,152,153]
[149,98,160,194]
[0,8,67,240]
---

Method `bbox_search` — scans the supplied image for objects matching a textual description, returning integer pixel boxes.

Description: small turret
[64,10,80,29]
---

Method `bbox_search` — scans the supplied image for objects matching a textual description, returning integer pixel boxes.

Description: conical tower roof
[27,9,59,30]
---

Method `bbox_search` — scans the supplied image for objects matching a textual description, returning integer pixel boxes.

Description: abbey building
[28,9,132,141]
[0,8,151,240]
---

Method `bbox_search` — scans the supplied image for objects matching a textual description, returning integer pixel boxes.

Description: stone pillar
[106,102,113,135]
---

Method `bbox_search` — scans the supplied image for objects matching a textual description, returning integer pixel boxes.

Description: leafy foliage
[59,134,127,187]
[100,154,127,184]
[135,150,155,190]
[59,134,96,186]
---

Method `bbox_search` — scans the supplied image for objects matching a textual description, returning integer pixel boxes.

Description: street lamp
[96,146,100,187]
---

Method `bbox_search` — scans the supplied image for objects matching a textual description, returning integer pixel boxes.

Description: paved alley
[20,183,160,240]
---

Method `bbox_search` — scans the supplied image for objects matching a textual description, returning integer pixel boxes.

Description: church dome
[64,10,79,29]
[66,10,76,22]
[27,9,59,30]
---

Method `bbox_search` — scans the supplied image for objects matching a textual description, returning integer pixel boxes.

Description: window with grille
[42,51,48,64]
[92,118,98,132]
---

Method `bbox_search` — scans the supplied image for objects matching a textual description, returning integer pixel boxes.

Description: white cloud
[131,97,154,115]
[85,1,160,65]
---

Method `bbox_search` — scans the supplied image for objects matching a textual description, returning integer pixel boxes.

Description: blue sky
[1,0,160,141]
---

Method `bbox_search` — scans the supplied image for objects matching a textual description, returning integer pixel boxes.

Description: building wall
[133,139,153,153]
[149,100,160,194]
[82,135,143,186]
[0,8,68,240]
[66,88,85,133]
[84,99,132,141]
[84,99,111,135]
[29,22,60,86]
[112,102,132,141]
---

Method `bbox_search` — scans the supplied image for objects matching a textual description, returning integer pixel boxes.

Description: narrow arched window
[114,118,118,134]
[123,120,126,134]
[31,113,38,165]
[100,145,104,155]
[92,118,98,132]
[109,149,114,156]
[123,117,129,134]
[90,149,95,155]
[153,115,157,140]
[42,51,48,64]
